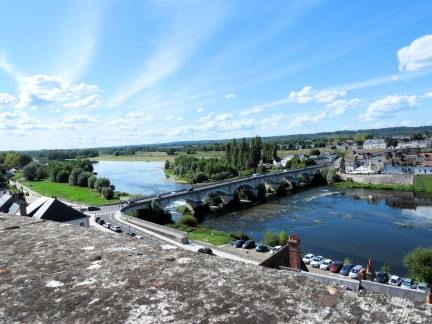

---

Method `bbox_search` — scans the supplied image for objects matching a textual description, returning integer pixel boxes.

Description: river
[94,161,432,276]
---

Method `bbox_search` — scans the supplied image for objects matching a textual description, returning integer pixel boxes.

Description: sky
[1,0,432,150]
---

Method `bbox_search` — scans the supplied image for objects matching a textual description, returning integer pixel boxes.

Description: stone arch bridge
[121,163,332,215]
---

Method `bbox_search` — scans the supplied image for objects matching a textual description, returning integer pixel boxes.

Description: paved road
[85,207,160,244]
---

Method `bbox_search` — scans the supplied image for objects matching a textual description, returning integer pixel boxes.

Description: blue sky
[1,0,432,150]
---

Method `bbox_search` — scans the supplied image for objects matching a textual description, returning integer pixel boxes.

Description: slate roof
[27,197,89,222]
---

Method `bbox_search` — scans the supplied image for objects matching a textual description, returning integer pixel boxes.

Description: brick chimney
[288,234,301,270]
[19,201,28,217]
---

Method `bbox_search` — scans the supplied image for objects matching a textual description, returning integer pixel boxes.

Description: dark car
[98,219,105,226]
[127,200,136,205]
[329,261,344,273]
[88,206,100,211]
[187,187,194,192]
[374,272,389,284]
[234,239,246,248]
[255,244,268,252]
[340,263,354,276]
[125,232,136,237]
[242,240,256,249]
[198,247,213,254]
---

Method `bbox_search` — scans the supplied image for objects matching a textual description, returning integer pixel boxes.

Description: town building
[362,139,387,150]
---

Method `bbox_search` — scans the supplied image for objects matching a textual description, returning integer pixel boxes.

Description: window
[79,222,84,227]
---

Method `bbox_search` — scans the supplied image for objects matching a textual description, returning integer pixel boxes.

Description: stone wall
[340,174,415,186]
[361,280,428,303]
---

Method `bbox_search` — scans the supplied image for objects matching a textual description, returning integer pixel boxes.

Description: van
[349,265,363,279]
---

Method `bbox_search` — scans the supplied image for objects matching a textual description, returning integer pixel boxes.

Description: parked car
[302,254,315,265]
[340,263,354,276]
[310,256,324,268]
[330,261,344,273]
[127,200,136,205]
[135,235,144,239]
[125,232,136,236]
[88,206,100,211]
[103,223,111,229]
[233,239,246,248]
[320,259,333,270]
[95,216,101,223]
[374,272,389,284]
[111,225,121,232]
[401,278,415,289]
[187,187,194,192]
[255,244,268,252]
[349,265,363,279]
[156,194,162,198]
[242,240,256,249]
[270,246,282,254]
[388,275,403,286]
[416,282,431,292]
[98,219,105,226]
[198,247,213,254]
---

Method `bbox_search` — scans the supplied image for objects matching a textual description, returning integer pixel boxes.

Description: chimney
[288,234,301,270]
[19,201,28,217]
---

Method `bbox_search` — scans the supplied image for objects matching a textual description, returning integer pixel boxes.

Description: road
[84,205,160,244]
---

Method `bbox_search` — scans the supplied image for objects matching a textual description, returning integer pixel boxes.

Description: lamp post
[128,215,131,234]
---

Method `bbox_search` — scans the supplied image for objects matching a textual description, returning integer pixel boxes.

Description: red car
[329,261,343,273]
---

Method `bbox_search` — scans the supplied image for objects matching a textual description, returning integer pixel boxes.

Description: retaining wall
[340,174,415,186]
[118,211,189,244]
[298,271,361,291]
[360,280,428,302]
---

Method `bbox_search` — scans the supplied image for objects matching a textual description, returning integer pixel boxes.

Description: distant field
[17,179,121,205]
[90,151,225,162]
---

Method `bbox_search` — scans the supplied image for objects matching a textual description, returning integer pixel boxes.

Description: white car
[269,246,282,254]
[320,259,333,270]
[416,282,431,292]
[310,256,324,268]
[302,253,315,265]
[388,275,403,286]
[401,278,415,289]
[349,265,363,279]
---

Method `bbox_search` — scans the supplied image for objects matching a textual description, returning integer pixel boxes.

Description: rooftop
[0,214,430,323]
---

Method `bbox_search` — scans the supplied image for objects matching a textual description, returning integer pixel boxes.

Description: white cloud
[215,113,233,121]
[240,107,263,116]
[165,115,184,121]
[326,98,361,116]
[0,110,39,124]
[342,125,356,130]
[288,112,327,128]
[225,94,236,99]
[424,92,432,98]
[359,95,419,121]
[14,74,102,109]
[398,34,432,72]
[197,107,203,113]
[288,86,346,103]
[0,93,17,107]
[197,112,214,122]
[400,120,413,127]
[63,94,101,108]
[125,112,153,120]
[61,114,99,124]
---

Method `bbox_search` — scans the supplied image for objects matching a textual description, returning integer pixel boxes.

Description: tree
[177,215,198,227]
[77,171,93,187]
[23,161,48,180]
[164,160,170,169]
[94,177,110,192]
[68,168,84,186]
[56,170,70,183]
[364,133,373,140]
[101,187,114,199]
[88,175,97,189]
[278,231,288,245]
[0,174,8,189]
[309,149,320,156]
[403,247,432,283]
[263,230,279,247]
[166,147,176,155]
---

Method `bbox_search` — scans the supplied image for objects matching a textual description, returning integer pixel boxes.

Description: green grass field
[18,179,121,205]
[188,231,232,246]
[414,175,432,191]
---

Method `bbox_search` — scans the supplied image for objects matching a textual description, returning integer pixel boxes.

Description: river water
[94,161,432,276]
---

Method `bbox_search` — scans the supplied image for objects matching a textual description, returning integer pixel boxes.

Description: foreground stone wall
[340,174,415,186]
[0,214,431,323]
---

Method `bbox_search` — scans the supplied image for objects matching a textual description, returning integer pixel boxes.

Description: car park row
[302,253,431,292]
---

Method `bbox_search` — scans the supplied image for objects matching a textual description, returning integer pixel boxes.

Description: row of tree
[29,149,99,161]
[0,151,32,170]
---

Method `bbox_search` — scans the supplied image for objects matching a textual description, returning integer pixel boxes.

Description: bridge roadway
[121,163,333,214]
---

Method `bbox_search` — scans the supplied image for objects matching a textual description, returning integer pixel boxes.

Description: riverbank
[336,174,432,192]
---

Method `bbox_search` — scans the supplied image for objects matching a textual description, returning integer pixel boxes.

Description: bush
[101,187,114,199]
[229,230,251,240]
[88,175,97,189]
[403,246,432,283]
[263,230,280,247]
[177,215,198,227]
[56,170,70,183]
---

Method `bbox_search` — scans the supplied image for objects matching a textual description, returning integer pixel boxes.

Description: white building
[363,139,387,150]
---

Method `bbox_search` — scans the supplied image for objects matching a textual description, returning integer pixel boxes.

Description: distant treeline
[28,149,99,161]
